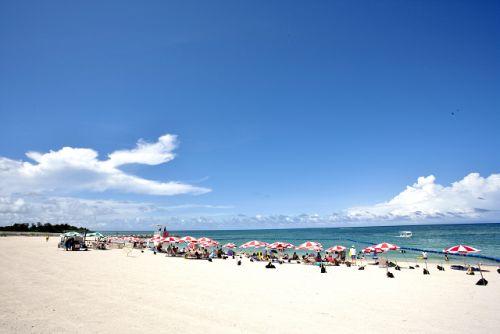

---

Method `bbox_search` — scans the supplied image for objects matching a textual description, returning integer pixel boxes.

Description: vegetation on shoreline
[0,223,90,233]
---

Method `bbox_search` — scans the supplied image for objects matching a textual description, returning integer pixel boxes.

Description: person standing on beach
[350,245,357,265]
[422,251,428,260]
[46,235,49,242]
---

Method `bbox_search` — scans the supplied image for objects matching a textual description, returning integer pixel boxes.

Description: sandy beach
[1,237,499,334]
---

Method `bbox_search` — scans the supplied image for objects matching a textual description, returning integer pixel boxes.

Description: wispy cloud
[165,204,234,210]
[0,134,211,196]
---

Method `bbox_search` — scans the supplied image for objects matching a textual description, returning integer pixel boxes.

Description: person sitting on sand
[292,252,298,260]
[315,252,322,262]
[327,254,333,262]
[340,250,346,263]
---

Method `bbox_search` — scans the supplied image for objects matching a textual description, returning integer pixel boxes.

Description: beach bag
[423,268,430,275]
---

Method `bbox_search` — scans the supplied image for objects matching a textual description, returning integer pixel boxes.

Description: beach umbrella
[163,237,180,243]
[373,243,400,251]
[266,242,292,249]
[297,241,323,250]
[198,237,214,243]
[223,243,237,248]
[239,240,268,249]
[443,245,482,254]
[180,236,199,243]
[444,245,481,267]
[60,232,83,237]
[373,243,400,274]
[87,232,106,238]
[326,245,347,253]
[361,246,377,253]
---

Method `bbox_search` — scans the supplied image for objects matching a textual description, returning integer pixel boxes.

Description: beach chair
[378,256,386,268]
[123,243,133,256]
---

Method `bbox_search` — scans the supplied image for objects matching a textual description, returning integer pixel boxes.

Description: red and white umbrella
[326,245,347,253]
[443,245,481,254]
[362,246,386,253]
[180,236,199,243]
[373,243,399,273]
[284,243,296,249]
[198,237,213,243]
[239,240,268,249]
[223,243,237,248]
[266,242,292,249]
[162,236,180,243]
[373,243,400,251]
[297,241,323,250]
[199,242,215,248]
[444,245,482,267]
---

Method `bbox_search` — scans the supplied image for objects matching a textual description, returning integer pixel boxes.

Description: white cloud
[0,134,210,196]
[330,173,500,223]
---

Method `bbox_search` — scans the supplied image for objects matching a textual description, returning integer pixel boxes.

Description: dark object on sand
[320,264,327,273]
[409,266,415,269]
[266,262,276,269]
[387,272,394,278]
[395,265,401,271]
[437,265,445,271]
[346,262,351,268]
[423,268,430,275]
[497,268,500,274]
[288,259,291,263]
[476,278,488,286]
[415,264,420,268]
[250,258,254,262]
[237,260,241,266]
[208,258,212,262]
[358,266,365,271]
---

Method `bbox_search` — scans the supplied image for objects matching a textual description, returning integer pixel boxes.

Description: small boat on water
[399,231,412,238]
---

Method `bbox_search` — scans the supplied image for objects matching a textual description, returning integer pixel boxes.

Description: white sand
[1,237,499,333]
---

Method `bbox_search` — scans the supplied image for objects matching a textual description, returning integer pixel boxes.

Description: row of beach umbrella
[61,232,483,257]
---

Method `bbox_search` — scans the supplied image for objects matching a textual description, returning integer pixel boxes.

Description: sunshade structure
[198,237,214,243]
[199,242,218,248]
[223,243,237,248]
[444,245,482,266]
[87,232,105,238]
[297,241,323,250]
[60,232,83,237]
[266,242,295,249]
[373,243,400,251]
[362,246,386,254]
[179,236,199,243]
[162,237,180,243]
[444,245,482,254]
[326,245,347,253]
[239,240,268,249]
[373,243,400,274]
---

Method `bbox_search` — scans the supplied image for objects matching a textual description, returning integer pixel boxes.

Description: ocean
[98,222,500,265]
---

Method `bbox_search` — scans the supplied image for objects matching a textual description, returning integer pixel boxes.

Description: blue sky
[1,1,499,230]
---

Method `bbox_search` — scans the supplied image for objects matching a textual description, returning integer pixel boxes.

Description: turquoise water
[99,223,500,265]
